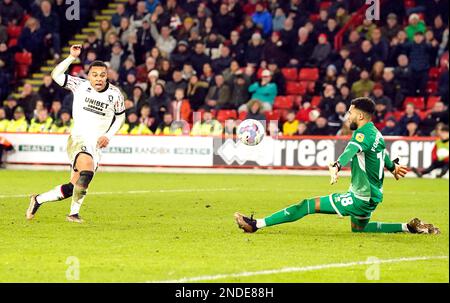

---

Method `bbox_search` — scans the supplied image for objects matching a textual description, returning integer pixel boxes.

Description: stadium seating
[216,110,237,122]
[426,96,442,110]
[298,68,319,81]
[403,97,425,110]
[281,68,298,81]
[273,96,294,110]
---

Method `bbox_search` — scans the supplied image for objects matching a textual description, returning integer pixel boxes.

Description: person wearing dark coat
[147,82,171,122]
[0,0,24,25]
[170,40,191,71]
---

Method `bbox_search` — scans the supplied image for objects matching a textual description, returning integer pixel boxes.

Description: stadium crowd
[0,0,449,138]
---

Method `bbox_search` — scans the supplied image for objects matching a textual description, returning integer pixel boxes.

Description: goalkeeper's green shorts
[320,192,378,220]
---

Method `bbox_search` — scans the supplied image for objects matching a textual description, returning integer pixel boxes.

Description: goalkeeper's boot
[407,218,439,234]
[26,195,41,220]
[234,212,258,233]
[67,214,83,223]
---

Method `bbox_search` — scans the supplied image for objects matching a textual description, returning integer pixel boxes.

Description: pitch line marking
[147,255,449,283]
[0,188,244,199]
[0,188,445,199]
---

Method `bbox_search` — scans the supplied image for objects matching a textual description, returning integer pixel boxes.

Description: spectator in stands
[432,15,446,44]
[295,121,307,136]
[345,30,362,56]
[83,32,104,61]
[267,60,285,96]
[318,84,337,118]
[6,106,27,132]
[18,17,45,70]
[130,1,150,30]
[50,109,72,133]
[49,100,62,123]
[120,109,151,134]
[155,111,183,135]
[399,102,421,135]
[243,99,265,121]
[150,13,177,57]
[341,58,360,87]
[215,3,234,39]
[96,19,117,47]
[17,83,39,119]
[282,110,299,137]
[309,33,331,69]
[112,3,129,27]
[353,40,375,71]
[412,124,449,178]
[205,74,231,109]
[252,2,272,37]
[262,31,287,67]
[38,74,60,110]
[424,29,440,66]
[405,32,435,96]
[324,18,339,43]
[191,109,222,136]
[356,19,376,40]
[148,81,170,122]
[228,71,249,110]
[132,85,147,113]
[420,101,449,135]
[212,45,233,74]
[28,108,52,133]
[405,121,421,136]
[136,56,156,83]
[381,13,402,41]
[371,28,389,63]
[107,42,128,73]
[351,69,374,98]
[373,99,390,130]
[37,0,61,60]
[186,74,208,111]
[170,40,191,71]
[134,19,154,65]
[289,26,313,68]
[0,42,12,100]
[190,42,210,76]
[394,54,414,108]
[328,102,347,135]
[245,32,264,66]
[381,117,401,136]
[229,30,245,65]
[306,115,332,136]
[371,83,393,112]
[165,69,187,98]
[0,106,8,131]
[335,83,353,108]
[0,16,6,43]
[272,7,285,32]
[380,67,398,106]
[145,0,160,15]
[170,88,191,122]
[139,103,156,132]
[3,95,16,119]
[248,69,277,112]
[0,0,24,25]
[405,13,426,41]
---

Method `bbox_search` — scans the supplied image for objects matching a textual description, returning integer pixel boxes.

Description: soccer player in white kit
[26,45,126,223]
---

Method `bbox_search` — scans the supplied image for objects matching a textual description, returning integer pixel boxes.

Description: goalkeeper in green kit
[235,97,440,234]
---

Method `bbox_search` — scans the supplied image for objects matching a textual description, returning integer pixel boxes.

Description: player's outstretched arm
[329,142,361,185]
[51,45,81,86]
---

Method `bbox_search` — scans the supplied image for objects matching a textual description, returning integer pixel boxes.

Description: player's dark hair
[87,60,107,73]
[351,97,376,116]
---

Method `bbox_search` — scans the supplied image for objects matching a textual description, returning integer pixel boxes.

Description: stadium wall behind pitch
[0,133,436,170]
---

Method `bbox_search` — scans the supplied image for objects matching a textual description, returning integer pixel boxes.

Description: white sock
[69,187,87,216]
[36,185,64,204]
[401,223,410,232]
[256,219,266,229]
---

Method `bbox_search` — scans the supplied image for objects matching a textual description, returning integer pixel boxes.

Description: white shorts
[67,135,101,171]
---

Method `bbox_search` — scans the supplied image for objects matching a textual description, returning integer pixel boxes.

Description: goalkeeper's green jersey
[338,122,395,203]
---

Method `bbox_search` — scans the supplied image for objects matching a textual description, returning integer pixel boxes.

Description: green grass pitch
[0,170,448,282]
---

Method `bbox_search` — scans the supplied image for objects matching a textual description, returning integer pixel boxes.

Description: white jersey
[63,75,125,143]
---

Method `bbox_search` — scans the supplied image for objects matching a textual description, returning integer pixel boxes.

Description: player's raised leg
[67,153,94,223]
[234,195,337,233]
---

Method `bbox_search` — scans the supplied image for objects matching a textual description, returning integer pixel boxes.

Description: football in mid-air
[237,119,265,146]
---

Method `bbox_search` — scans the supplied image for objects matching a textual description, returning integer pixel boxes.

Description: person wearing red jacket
[412,125,449,178]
